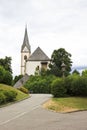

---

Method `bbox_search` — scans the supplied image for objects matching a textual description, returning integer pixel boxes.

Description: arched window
[24,55,27,60]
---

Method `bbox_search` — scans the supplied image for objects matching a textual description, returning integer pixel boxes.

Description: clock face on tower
[23,46,28,52]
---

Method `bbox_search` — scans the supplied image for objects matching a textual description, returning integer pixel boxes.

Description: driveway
[0,94,87,130]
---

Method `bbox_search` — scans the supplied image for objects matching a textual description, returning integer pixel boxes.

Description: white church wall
[26,61,50,75]
[26,61,41,75]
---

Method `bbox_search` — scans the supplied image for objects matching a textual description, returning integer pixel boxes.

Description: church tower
[21,26,31,75]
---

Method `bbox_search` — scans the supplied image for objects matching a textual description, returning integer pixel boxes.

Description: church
[21,27,51,75]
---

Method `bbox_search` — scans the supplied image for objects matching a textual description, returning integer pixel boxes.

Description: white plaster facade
[26,61,50,75]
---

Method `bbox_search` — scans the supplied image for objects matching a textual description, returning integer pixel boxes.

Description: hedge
[51,78,67,97]
[24,75,56,93]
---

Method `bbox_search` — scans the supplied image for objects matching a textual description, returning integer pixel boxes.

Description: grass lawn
[0,84,29,107]
[43,97,87,113]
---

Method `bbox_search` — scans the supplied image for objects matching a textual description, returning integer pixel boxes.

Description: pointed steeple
[21,26,31,53]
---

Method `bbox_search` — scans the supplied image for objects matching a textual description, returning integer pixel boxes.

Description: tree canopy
[0,66,12,85]
[0,56,12,74]
[49,48,72,77]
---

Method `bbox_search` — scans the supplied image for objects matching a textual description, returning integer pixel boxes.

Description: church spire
[21,26,31,53]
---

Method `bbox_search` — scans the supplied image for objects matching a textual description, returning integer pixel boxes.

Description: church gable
[28,47,50,61]
[26,47,50,75]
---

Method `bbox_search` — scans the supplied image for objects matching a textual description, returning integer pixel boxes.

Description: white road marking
[0,105,40,126]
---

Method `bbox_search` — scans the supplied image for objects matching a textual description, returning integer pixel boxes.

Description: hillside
[0,84,29,106]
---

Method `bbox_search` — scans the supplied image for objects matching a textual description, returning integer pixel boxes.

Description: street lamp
[61,62,66,78]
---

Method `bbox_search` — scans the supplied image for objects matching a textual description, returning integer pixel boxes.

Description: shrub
[24,75,56,93]
[51,78,67,97]
[64,74,77,95]
[71,76,87,96]
[0,92,6,104]
[18,86,29,94]
[64,74,87,96]
[3,90,17,102]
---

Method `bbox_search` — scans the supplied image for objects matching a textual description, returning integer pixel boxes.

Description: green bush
[51,78,67,97]
[3,90,17,102]
[64,74,87,96]
[24,75,56,93]
[0,92,6,104]
[24,74,87,97]
[71,76,87,96]
[64,74,77,95]
[18,86,29,94]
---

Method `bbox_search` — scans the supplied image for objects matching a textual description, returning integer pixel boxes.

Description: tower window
[24,55,27,60]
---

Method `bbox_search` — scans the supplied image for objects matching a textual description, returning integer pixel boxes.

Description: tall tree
[0,65,12,85]
[0,56,12,73]
[49,48,72,77]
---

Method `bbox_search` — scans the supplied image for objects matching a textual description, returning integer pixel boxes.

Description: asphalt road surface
[0,94,87,130]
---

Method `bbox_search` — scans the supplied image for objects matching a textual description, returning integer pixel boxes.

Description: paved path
[0,94,87,130]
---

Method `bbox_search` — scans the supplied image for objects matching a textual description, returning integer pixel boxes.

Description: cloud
[0,0,87,76]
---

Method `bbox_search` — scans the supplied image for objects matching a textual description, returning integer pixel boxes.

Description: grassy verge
[0,84,29,107]
[43,97,87,113]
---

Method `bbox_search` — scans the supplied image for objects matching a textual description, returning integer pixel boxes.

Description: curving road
[0,94,87,130]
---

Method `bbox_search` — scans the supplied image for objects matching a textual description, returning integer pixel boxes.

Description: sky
[0,0,87,76]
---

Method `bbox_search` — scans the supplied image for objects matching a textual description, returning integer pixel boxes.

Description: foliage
[40,68,47,76]
[3,71,13,85]
[71,76,87,96]
[82,69,87,77]
[0,66,12,85]
[64,74,74,95]
[0,88,17,104]
[0,66,5,82]
[24,73,87,97]
[3,90,17,102]
[64,74,87,96]
[0,84,29,105]
[51,78,67,97]
[0,56,12,74]
[18,86,29,94]
[49,48,72,77]
[13,75,23,85]
[0,56,13,85]
[0,92,6,104]
[24,75,56,93]
[72,69,80,75]
[51,74,87,97]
